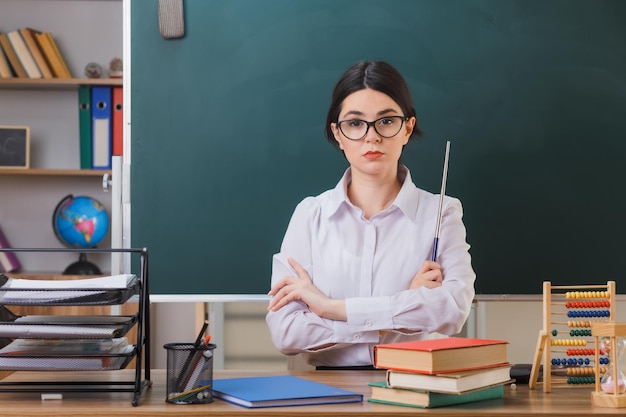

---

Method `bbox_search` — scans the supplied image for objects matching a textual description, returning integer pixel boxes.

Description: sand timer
[599,335,626,393]
[591,322,626,408]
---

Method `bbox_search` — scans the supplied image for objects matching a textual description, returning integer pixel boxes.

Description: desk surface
[0,369,623,416]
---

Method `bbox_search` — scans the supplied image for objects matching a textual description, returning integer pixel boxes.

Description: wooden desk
[0,369,623,416]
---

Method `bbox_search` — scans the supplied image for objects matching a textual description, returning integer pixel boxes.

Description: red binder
[112,86,123,156]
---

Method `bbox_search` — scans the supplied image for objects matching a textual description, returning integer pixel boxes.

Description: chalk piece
[41,393,63,400]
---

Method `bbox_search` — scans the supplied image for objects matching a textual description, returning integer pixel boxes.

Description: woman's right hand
[268,257,347,321]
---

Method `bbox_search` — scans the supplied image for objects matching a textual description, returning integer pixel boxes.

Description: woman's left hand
[267,257,346,320]
[409,260,443,290]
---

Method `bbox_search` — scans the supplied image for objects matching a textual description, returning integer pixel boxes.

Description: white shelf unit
[0,0,123,274]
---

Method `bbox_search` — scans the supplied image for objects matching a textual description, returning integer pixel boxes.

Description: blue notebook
[211,375,363,408]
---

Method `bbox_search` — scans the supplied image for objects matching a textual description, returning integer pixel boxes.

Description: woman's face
[331,88,415,177]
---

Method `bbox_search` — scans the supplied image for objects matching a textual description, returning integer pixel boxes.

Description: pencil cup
[164,342,217,404]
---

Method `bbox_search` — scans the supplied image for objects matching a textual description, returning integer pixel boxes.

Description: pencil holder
[164,342,216,404]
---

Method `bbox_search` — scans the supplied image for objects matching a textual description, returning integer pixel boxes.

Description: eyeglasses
[336,116,408,141]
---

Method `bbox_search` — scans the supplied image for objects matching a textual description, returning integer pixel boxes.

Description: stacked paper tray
[0,311,138,339]
[0,274,140,306]
[0,348,137,371]
[0,337,137,371]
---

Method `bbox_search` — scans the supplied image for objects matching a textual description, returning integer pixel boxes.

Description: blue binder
[91,86,112,170]
[212,376,363,408]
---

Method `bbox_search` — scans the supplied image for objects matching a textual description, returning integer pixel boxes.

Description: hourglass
[599,336,626,394]
[591,322,626,408]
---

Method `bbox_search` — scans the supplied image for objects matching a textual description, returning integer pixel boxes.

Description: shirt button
[354,334,361,340]
[365,320,372,327]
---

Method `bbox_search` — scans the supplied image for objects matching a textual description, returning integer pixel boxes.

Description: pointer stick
[431,141,451,262]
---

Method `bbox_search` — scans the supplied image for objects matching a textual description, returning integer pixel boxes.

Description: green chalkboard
[131,0,626,295]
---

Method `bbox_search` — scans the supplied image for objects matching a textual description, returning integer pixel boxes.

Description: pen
[431,141,451,262]
[176,320,210,390]
[193,320,209,347]
[179,334,213,392]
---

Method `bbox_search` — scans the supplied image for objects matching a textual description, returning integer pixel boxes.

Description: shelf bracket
[102,173,112,192]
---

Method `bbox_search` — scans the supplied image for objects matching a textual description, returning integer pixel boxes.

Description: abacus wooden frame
[530,281,616,393]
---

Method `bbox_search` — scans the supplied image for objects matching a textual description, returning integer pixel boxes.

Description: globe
[52,194,109,274]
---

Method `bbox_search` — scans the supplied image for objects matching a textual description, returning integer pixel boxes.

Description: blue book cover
[91,86,112,169]
[212,375,363,408]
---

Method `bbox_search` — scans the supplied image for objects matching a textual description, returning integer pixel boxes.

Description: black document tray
[0,307,138,339]
[0,348,137,371]
[0,281,140,306]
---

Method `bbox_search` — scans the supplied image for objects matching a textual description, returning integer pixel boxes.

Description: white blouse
[266,166,476,367]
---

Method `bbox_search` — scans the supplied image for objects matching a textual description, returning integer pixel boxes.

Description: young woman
[266,60,476,368]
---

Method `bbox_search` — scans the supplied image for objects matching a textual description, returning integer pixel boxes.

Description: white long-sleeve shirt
[266,166,476,367]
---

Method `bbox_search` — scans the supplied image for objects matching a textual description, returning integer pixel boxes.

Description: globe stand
[63,252,102,275]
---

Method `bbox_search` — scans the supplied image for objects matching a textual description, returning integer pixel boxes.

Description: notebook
[212,375,363,408]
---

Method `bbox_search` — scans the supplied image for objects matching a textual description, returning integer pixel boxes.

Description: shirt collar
[324,165,419,221]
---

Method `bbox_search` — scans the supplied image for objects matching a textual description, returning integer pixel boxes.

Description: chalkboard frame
[0,126,29,169]
[130,0,626,296]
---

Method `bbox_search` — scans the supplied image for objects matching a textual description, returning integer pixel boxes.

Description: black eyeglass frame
[336,116,409,141]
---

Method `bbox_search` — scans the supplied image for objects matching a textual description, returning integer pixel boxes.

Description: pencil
[168,383,212,402]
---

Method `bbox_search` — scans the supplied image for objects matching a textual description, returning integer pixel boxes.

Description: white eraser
[41,393,63,400]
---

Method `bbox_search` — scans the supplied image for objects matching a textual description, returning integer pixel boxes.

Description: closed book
[78,85,93,169]
[6,30,42,78]
[212,375,363,408]
[45,32,72,78]
[112,86,123,156]
[368,380,504,409]
[19,28,53,79]
[0,33,27,77]
[374,337,509,374]
[0,227,21,273]
[34,31,71,78]
[0,43,13,78]
[387,364,513,394]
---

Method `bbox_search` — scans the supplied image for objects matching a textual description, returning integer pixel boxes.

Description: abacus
[529,281,616,392]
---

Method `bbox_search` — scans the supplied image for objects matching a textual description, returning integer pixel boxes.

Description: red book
[374,337,509,374]
[112,86,123,156]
